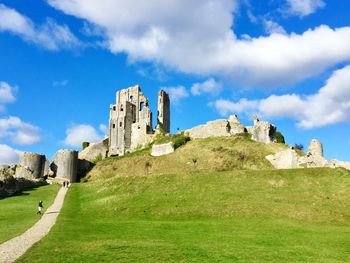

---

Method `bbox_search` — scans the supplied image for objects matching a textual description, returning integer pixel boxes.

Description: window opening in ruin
[130,95,133,101]
[140,102,144,111]
[112,124,115,128]
[120,104,124,111]
[119,122,122,127]
[113,106,116,111]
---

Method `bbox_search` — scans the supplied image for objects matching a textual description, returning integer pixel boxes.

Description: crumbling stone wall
[308,139,323,157]
[157,90,170,133]
[265,139,350,170]
[187,114,246,139]
[51,150,78,182]
[15,152,46,179]
[108,85,170,156]
[250,116,276,143]
[151,142,174,156]
[79,138,109,162]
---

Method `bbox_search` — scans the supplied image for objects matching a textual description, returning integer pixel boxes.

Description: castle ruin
[108,85,170,156]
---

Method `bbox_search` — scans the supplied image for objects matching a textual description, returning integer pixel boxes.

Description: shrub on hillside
[82,142,90,150]
[293,143,304,151]
[153,134,190,150]
[274,131,285,144]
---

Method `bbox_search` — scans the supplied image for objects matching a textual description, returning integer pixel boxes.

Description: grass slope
[87,136,288,180]
[16,137,350,262]
[0,184,59,243]
[18,172,350,261]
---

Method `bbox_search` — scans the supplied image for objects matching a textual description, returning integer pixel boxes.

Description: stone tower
[308,139,323,157]
[16,152,46,179]
[157,90,170,133]
[50,150,78,182]
[109,85,153,156]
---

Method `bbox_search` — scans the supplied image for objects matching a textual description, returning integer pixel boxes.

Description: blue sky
[0,0,349,163]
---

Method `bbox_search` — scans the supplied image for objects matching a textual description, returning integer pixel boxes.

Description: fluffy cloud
[99,124,108,135]
[286,0,325,17]
[0,116,41,145]
[162,86,189,104]
[211,65,350,129]
[191,78,222,96]
[0,4,80,50]
[263,20,286,35]
[64,124,103,147]
[0,144,22,164]
[0,82,16,112]
[47,0,350,86]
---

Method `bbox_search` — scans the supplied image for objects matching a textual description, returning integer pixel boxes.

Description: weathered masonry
[108,85,170,156]
[157,90,170,133]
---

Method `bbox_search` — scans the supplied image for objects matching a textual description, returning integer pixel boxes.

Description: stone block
[151,142,174,157]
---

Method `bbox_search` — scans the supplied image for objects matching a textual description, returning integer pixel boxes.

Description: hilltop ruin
[1,83,349,196]
[108,85,170,156]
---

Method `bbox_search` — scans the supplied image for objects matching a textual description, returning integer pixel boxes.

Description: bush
[82,142,90,150]
[153,134,191,150]
[293,143,304,151]
[274,131,285,144]
[172,136,191,150]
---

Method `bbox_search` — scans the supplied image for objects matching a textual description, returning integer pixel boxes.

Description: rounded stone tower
[308,139,323,157]
[16,152,46,179]
[51,150,78,182]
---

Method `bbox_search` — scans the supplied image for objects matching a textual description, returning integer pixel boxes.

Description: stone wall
[265,139,350,170]
[151,142,174,156]
[265,149,300,169]
[308,139,323,157]
[51,150,78,182]
[108,85,169,156]
[157,90,170,133]
[250,117,276,143]
[15,152,46,179]
[79,138,109,162]
[187,115,246,139]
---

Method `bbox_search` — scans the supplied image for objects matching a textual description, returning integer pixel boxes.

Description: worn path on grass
[0,186,68,263]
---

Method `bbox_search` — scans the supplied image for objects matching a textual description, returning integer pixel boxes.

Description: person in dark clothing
[37,200,43,215]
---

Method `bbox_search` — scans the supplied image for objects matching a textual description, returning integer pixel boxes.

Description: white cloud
[263,20,286,35]
[191,78,222,96]
[162,86,189,104]
[0,144,22,164]
[99,124,108,135]
[286,0,325,17]
[0,82,16,112]
[47,0,350,87]
[64,124,103,147]
[211,65,350,129]
[0,116,41,145]
[211,98,259,116]
[0,4,80,50]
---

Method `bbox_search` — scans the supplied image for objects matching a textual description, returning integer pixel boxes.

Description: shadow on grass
[0,183,46,200]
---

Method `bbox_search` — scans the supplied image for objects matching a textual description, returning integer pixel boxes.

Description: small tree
[274,131,285,144]
[145,161,152,174]
[293,143,304,151]
[82,142,90,150]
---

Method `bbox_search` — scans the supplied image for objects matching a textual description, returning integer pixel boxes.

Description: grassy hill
[87,135,288,180]
[17,137,350,262]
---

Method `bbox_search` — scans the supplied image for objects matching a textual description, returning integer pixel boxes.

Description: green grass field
[17,168,350,262]
[0,184,59,243]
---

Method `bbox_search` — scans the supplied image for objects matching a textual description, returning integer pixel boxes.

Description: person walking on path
[37,200,43,215]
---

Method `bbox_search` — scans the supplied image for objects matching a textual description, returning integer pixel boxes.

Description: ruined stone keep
[157,90,170,133]
[108,85,170,156]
